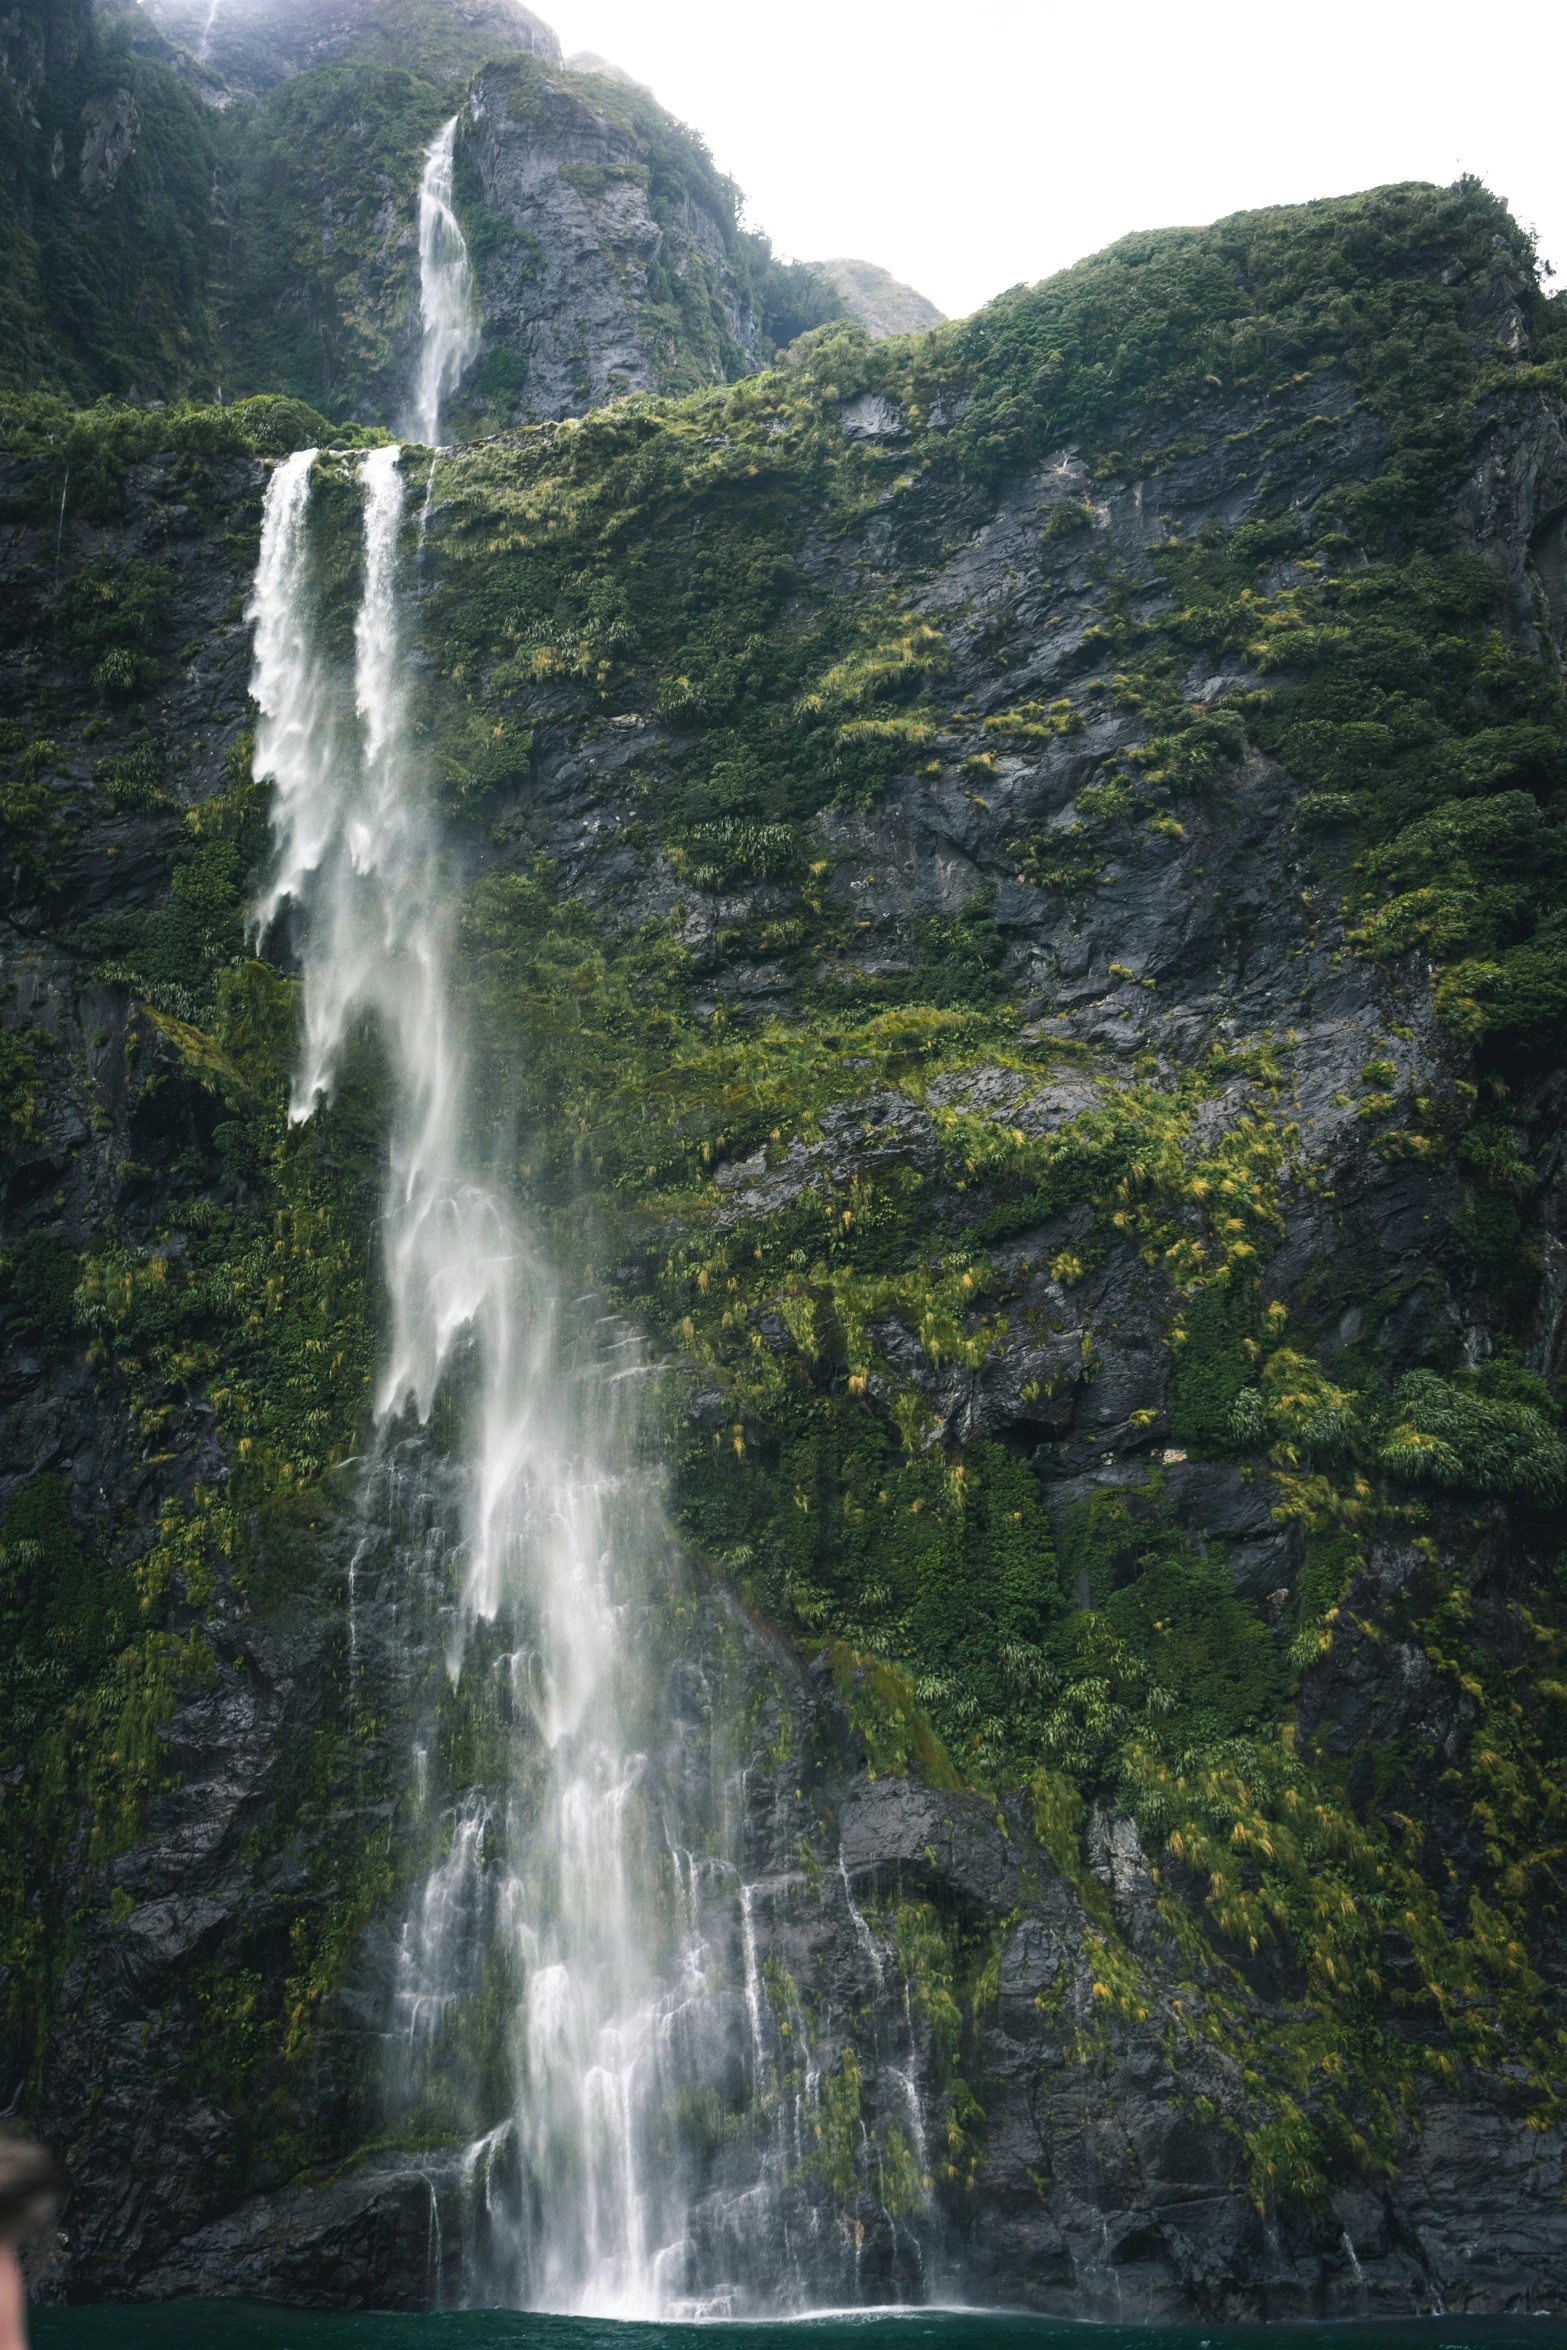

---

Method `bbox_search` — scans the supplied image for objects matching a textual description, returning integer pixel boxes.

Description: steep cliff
[449,53,824,425]
[3,173,1567,2318]
[0,0,841,421]
[0,0,232,401]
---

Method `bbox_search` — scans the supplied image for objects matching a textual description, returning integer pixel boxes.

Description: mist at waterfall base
[35,2316,1567,2350]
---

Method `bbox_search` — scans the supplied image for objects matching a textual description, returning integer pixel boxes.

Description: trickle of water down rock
[243,211,939,2318]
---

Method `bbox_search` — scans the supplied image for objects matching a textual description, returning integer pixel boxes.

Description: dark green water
[27,2312,1567,2350]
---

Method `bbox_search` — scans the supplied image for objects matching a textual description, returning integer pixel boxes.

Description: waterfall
[245,442,940,2321]
[410,116,481,446]
[247,443,705,2317]
[251,439,651,2311]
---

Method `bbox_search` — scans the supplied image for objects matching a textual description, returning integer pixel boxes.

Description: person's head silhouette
[0,2132,56,2350]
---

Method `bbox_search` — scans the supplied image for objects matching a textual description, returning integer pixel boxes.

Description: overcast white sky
[540,0,1566,320]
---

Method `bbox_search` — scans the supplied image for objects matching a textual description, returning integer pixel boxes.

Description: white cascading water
[409,116,482,446]
[249,440,667,2312]
[243,183,941,2317]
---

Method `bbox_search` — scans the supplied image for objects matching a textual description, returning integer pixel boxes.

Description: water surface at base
[31,2311,1567,2350]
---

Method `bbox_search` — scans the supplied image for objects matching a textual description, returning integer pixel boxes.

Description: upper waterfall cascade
[411,116,482,447]
[244,446,939,2317]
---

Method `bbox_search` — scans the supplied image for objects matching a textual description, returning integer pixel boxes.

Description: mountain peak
[810,255,946,339]
[563,48,648,92]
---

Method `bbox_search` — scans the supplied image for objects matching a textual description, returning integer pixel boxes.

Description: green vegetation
[0,389,375,482]
[1379,1364,1567,1501]
[929,175,1544,489]
[0,1,228,400]
[4,170,1566,2223]
[224,63,454,420]
[0,950,390,2109]
[0,7,841,419]
[0,553,388,2112]
[0,1474,125,1754]
[394,174,1567,2206]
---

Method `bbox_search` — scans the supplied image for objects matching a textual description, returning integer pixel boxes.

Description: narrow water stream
[409,118,482,447]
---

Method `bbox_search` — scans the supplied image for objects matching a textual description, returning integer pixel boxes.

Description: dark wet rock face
[46,1569,1560,2321]
[459,59,755,421]
[5,183,1567,2318]
[72,1630,1566,2319]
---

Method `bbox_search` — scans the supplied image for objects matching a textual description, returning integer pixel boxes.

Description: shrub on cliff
[1380,1366,1567,1506]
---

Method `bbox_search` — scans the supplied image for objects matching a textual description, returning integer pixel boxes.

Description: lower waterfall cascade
[244,445,943,2318]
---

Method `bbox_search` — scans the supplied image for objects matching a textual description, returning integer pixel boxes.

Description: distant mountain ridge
[810,255,945,340]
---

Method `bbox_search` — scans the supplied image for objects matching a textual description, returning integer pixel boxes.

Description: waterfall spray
[410,117,481,446]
